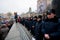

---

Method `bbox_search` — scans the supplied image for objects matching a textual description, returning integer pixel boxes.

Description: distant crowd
[14,9,60,40]
[0,18,14,40]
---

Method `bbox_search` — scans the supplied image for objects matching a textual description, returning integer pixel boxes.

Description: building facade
[37,0,52,14]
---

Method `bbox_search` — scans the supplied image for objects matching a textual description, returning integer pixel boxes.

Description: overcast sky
[0,0,37,15]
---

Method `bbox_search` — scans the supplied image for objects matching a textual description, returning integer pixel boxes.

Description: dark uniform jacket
[42,17,60,40]
[34,20,43,40]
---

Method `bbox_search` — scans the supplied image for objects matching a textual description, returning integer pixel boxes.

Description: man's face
[47,13,56,19]
[37,18,41,22]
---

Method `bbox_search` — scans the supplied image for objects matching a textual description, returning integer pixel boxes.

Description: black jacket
[34,20,43,40]
[42,17,60,40]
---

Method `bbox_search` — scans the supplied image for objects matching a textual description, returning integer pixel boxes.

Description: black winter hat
[38,15,42,19]
[47,9,56,15]
[34,16,37,18]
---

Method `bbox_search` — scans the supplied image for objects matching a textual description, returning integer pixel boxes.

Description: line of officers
[15,9,60,40]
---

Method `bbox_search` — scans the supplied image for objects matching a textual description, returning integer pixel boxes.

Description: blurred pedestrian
[14,12,18,23]
[31,16,37,36]
[17,16,21,23]
[42,9,60,40]
[1,24,9,40]
[34,15,43,40]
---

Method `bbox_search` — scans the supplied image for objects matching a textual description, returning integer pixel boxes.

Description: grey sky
[0,0,37,14]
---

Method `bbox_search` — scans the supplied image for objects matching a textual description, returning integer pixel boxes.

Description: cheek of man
[51,14,56,18]
[47,15,51,19]
[44,34,50,39]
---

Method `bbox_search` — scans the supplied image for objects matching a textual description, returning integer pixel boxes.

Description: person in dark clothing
[34,15,43,40]
[21,17,26,25]
[31,16,37,36]
[27,17,33,31]
[24,18,30,30]
[14,12,18,23]
[42,9,60,40]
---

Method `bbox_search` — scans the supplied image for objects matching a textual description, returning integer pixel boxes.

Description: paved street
[5,22,33,40]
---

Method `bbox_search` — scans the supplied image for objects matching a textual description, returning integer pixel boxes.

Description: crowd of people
[0,19,14,40]
[15,9,60,40]
[1,9,60,40]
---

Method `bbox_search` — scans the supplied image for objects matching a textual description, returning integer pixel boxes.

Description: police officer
[42,9,60,40]
[34,15,43,40]
[31,16,37,36]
